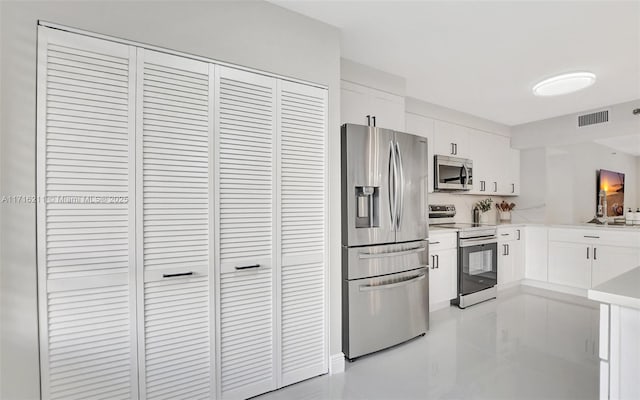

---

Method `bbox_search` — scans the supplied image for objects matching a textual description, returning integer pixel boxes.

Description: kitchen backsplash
[429,192,509,224]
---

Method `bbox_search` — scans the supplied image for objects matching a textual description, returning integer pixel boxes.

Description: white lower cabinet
[591,245,640,287]
[497,227,524,286]
[524,226,548,281]
[548,241,592,289]
[429,233,458,310]
[546,228,640,290]
[37,27,327,400]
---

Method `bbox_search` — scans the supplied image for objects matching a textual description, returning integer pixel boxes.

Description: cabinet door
[525,226,548,281]
[429,252,448,308]
[429,248,457,309]
[136,49,214,399]
[591,245,640,287]
[548,241,592,289]
[405,113,435,193]
[511,233,525,281]
[468,129,501,194]
[508,148,520,196]
[498,243,514,285]
[278,81,328,385]
[215,66,277,399]
[433,120,469,158]
[368,89,405,131]
[36,27,139,399]
[341,81,405,130]
[341,83,371,127]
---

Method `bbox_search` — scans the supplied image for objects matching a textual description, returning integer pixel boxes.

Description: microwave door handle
[462,164,469,188]
[395,141,404,230]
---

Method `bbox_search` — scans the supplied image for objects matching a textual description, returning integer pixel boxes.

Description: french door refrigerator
[341,123,430,360]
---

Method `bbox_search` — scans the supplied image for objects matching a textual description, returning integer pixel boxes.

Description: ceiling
[271,1,640,126]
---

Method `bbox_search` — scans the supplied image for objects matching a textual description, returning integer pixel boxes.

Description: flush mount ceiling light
[532,72,596,96]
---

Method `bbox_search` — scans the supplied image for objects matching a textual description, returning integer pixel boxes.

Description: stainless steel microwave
[434,155,473,191]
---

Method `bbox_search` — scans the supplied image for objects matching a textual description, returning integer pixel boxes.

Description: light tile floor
[257,286,600,400]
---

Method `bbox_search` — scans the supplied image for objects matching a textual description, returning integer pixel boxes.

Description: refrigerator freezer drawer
[343,240,429,280]
[343,267,429,360]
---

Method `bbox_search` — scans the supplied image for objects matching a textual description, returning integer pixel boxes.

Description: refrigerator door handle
[358,246,427,259]
[395,141,404,230]
[358,271,426,292]
[388,140,397,228]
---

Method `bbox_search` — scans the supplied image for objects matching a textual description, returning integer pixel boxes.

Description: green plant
[476,198,493,213]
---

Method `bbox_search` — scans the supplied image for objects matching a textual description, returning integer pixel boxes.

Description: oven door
[434,156,472,191]
[459,237,497,295]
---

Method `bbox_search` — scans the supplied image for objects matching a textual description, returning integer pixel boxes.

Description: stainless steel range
[429,205,498,308]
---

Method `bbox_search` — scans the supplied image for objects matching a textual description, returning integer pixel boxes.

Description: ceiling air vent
[578,110,609,127]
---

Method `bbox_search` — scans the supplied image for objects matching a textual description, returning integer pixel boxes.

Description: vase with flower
[475,198,493,224]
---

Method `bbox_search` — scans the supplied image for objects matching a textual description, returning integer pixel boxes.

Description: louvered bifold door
[136,49,215,400]
[36,27,138,400]
[214,66,277,400]
[278,81,328,385]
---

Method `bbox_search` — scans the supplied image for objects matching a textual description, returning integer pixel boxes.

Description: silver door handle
[359,246,427,259]
[359,272,426,292]
[431,255,435,269]
[462,164,469,188]
[459,237,497,247]
[516,229,521,240]
[435,254,439,268]
[493,182,497,192]
[395,141,404,230]
[388,140,397,228]
[587,247,590,259]
[594,247,597,260]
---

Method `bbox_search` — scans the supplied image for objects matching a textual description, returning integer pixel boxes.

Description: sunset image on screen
[599,169,625,216]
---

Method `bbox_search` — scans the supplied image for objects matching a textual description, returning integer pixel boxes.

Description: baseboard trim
[329,352,345,374]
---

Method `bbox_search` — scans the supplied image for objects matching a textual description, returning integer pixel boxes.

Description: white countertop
[588,266,640,310]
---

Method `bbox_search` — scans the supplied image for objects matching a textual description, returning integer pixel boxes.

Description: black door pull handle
[163,271,194,278]
[235,264,261,270]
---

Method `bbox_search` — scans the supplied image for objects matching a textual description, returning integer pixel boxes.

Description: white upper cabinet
[215,66,278,400]
[37,27,139,400]
[433,120,470,158]
[405,113,435,193]
[341,81,405,131]
[136,49,214,400]
[430,119,520,196]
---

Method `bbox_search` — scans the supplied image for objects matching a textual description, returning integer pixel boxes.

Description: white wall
[514,143,639,224]
[512,99,640,149]
[0,2,340,399]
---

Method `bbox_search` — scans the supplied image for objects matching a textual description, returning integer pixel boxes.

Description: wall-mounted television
[597,169,625,216]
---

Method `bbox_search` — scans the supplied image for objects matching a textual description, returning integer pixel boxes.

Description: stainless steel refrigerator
[341,123,430,360]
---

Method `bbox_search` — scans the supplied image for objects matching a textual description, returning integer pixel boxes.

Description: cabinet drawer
[549,227,640,247]
[428,232,457,250]
[497,227,520,242]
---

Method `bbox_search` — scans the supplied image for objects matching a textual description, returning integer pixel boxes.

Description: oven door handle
[459,237,497,247]
[358,246,427,259]
[359,272,426,292]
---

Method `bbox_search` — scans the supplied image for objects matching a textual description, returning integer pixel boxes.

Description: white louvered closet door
[36,27,138,400]
[214,66,278,400]
[136,49,215,400]
[278,81,328,385]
